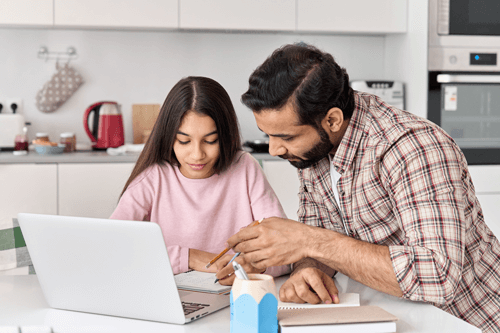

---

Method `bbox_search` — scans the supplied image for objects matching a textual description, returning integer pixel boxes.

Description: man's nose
[268,138,286,157]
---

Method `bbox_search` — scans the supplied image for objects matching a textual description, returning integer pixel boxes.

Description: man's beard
[279,128,334,169]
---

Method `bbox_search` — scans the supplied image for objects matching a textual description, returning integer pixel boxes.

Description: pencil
[205,218,263,269]
[214,252,241,284]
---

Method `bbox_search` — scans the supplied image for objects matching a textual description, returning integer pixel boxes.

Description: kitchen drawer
[468,165,500,194]
[0,164,57,222]
[58,163,135,218]
[262,160,300,221]
[476,194,500,238]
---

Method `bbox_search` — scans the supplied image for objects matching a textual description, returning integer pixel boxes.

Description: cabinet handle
[437,74,500,84]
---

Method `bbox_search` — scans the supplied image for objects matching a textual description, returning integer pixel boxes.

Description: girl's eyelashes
[282,136,294,142]
[176,138,219,145]
[206,139,219,145]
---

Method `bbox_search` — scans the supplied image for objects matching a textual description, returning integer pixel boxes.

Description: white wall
[0,28,386,145]
[384,0,429,119]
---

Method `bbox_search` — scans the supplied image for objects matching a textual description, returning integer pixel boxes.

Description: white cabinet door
[0,0,53,26]
[297,0,407,34]
[262,160,300,221]
[0,164,57,223]
[469,165,500,238]
[476,194,500,238]
[58,163,134,219]
[180,0,295,31]
[54,0,178,28]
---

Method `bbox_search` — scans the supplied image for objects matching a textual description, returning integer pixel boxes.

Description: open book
[174,270,231,295]
[278,293,359,310]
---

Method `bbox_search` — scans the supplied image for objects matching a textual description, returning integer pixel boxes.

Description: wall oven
[428,0,500,165]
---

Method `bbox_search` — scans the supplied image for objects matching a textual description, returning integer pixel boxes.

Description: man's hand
[280,267,339,304]
[225,217,315,271]
[214,255,265,285]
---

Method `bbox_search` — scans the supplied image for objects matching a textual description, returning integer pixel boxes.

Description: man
[217,43,500,332]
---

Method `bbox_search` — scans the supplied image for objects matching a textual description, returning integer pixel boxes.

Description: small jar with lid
[60,132,76,153]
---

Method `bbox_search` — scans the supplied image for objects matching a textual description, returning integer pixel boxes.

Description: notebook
[278,293,359,310]
[174,270,231,295]
[16,213,230,324]
[279,305,398,333]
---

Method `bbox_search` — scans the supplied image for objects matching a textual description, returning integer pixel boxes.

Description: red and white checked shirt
[297,91,500,333]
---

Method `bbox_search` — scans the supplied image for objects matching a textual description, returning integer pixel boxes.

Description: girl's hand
[214,254,266,285]
[188,248,227,273]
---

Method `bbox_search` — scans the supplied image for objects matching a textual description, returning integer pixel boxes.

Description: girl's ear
[321,107,344,134]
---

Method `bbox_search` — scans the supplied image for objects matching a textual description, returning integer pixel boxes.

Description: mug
[230,274,278,333]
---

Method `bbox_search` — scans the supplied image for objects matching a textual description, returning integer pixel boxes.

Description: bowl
[34,144,66,155]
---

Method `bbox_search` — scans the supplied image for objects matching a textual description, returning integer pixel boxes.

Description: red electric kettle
[83,101,125,150]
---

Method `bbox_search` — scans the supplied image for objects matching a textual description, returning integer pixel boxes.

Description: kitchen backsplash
[0,28,386,145]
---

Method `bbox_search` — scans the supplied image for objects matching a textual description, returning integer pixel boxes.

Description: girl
[110,76,290,284]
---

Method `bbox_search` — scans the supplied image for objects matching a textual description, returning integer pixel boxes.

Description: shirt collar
[331,91,367,174]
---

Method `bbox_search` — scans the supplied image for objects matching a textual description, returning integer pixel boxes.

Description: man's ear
[321,107,344,134]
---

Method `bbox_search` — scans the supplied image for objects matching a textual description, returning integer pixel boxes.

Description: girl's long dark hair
[120,76,242,197]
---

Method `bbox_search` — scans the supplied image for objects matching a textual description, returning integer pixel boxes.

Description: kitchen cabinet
[297,0,407,34]
[262,160,300,221]
[0,0,53,26]
[54,0,178,28]
[0,164,57,223]
[468,165,500,237]
[1,0,409,35]
[180,0,295,31]
[58,163,135,219]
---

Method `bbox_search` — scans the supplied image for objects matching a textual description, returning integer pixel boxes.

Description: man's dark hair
[241,43,355,127]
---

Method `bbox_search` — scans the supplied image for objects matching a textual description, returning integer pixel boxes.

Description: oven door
[444,0,500,36]
[428,72,500,164]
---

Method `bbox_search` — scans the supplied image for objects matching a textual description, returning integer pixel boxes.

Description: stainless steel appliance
[429,0,500,71]
[428,0,500,164]
[350,81,405,110]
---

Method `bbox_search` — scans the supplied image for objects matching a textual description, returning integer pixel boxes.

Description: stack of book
[278,294,397,332]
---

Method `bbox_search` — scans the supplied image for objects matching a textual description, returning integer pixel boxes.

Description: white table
[0,274,480,333]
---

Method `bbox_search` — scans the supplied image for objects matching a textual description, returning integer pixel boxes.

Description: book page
[278,293,359,309]
[174,271,231,294]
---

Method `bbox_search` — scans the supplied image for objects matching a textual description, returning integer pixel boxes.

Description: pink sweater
[110,152,290,276]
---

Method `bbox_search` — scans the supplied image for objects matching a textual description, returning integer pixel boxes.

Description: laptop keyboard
[182,301,210,315]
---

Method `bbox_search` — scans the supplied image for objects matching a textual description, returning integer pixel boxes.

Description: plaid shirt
[297,92,500,333]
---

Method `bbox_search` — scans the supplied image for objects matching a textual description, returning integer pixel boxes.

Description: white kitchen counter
[0,151,279,164]
[0,274,480,333]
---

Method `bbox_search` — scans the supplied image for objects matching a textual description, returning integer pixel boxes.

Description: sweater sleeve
[109,166,190,274]
[109,175,153,221]
[243,153,292,277]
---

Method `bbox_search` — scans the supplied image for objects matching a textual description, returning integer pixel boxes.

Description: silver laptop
[17,213,230,324]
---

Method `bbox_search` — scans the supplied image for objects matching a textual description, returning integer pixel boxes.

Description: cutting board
[132,104,161,144]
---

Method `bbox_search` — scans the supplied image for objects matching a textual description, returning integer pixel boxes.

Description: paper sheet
[278,293,359,309]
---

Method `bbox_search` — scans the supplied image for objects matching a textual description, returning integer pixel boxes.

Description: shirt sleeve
[109,167,190,274]
[382,127,467,305]
[243,153,292,276]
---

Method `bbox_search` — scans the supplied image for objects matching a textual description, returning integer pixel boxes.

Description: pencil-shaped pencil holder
[230,273,278,333]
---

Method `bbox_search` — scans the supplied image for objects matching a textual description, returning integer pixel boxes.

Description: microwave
[429,0,500,71]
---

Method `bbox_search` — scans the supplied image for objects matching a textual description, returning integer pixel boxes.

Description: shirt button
[339,190,345,196]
